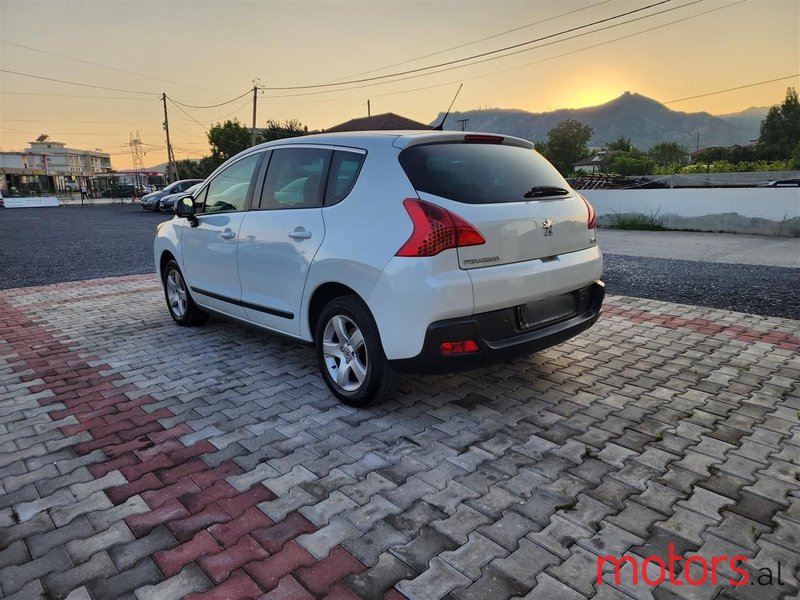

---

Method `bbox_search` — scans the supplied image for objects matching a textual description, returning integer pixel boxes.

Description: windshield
[399,143,570,204]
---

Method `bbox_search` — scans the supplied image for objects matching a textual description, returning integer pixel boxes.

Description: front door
[181,152,263,319]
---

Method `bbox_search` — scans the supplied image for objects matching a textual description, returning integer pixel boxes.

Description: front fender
[154,219,183,282]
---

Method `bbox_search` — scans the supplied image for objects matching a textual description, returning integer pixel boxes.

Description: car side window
[325,151,365,206]
[201,153,262,213]
[259,148,331,210]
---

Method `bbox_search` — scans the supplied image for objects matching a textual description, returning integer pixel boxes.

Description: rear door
[399,141,594,269]
[237,146,337,335]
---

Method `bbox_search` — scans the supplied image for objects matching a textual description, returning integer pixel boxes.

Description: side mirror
[175,195,198,227]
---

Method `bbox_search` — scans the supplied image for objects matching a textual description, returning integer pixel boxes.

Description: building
[324,112,431,133]
[1,135,113,196]
[0,151,50,197]
[573,151,612,174]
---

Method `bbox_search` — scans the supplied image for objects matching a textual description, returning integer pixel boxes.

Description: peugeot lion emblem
[542,218,553,236]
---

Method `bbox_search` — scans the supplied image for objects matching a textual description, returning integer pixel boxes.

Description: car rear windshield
[399,142,570,204]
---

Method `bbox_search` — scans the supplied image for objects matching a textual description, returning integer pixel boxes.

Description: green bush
[671,160,791,174]
[603,210,666,231]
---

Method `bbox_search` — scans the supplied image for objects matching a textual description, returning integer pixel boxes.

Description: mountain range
[434,92,769,150]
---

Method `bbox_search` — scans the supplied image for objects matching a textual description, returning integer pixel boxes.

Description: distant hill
[716,106,769,142]
[433,92,766,150]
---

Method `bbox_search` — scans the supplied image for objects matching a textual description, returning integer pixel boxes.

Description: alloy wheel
[322,314,368,392]
[166,269,188,318]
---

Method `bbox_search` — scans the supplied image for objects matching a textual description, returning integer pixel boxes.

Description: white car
[155,131,604,405]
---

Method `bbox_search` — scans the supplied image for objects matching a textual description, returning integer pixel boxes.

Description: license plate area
[515,292,578,331]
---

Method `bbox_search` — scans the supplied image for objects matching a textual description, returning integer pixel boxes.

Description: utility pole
[367,100,371,117]
[251,78,261,146]
[457,118,470,131]
[161,93,178,183]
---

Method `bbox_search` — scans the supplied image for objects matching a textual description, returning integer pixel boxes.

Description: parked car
[159,182,204,212]
[100,184,136,198]
[762,178,800,187]
[155,131,604,405]
[141,179,203,211]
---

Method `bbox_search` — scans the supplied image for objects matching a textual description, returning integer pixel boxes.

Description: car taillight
[440,340,480,355]
[579,193,596,229]
[396,199,485,257]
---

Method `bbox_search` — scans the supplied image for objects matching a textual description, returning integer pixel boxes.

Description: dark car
[141,179,203,211]
[762,178,800,187]
[100,185,137,198]
[158,182,204,212]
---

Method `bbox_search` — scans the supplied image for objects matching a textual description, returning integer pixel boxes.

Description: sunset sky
[1,0,798,170]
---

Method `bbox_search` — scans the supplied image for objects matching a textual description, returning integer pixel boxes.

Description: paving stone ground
[0,274,798,600]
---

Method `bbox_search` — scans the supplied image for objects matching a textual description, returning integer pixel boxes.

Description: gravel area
[602,253,799,320]
[0,204,169,288]
[1,205,797,320]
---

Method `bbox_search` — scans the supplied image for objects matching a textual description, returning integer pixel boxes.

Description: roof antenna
[432,83,463,130]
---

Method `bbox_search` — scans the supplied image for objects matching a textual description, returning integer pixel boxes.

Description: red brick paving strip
[0,293,370,598]
[603,305,800,351]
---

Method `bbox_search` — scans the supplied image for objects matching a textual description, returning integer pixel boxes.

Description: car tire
[315,295,398,406]
[162,260,208,326]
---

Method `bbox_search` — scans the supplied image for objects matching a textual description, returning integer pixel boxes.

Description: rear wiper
[524,186,570,198]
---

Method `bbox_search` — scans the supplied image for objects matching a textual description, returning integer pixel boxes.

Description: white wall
[582,188,800,236]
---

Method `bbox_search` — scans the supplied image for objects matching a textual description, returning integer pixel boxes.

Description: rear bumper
[392,281,604,374]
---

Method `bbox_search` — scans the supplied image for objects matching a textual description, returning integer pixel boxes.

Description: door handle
[220,229,235,240]
[288,230,312,240]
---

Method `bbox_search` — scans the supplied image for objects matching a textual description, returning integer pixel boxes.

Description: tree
[648,142,689,167]
[756,87,800,161]
[175,159,205,180]
[207,119,253,164]
[606,136,632,152]
[791,140,800,170]
[257,119,310,143]
[609,155,654,176]
[694,146,728,166]
[727,144,755,164]
[539,119,594,175]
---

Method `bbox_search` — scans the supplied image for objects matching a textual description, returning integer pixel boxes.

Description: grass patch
[605,209,666,231]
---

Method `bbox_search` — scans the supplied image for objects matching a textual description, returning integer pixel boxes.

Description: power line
[0,40,231,96]
[166,97,262,152]
[0,91,155,100]
[0,118,161,125]
[167,99,212,132]
[262,0,700,100]
[168,90,253,109]
[264,0,672,90]
[326,0,616,83]
[0,68,157,95]
[264,0,733,102]
[664,75,799,104]
[0,70,250,109]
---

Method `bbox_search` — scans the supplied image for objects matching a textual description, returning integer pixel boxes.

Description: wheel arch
[159,250,177,281]
[307,283,364,342]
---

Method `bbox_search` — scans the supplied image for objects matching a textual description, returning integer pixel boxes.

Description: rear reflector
[579,193,596,229]
[396,199,485,257]
[440,340,480,355]
[464,134,504,143]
